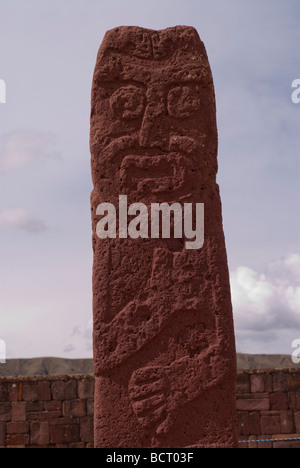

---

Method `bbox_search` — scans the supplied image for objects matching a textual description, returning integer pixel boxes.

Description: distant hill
[0,358,93,377]
[236,353,298,370]
[0,354,298,378]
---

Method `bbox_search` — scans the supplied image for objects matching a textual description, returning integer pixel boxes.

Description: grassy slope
[0,358,93,377]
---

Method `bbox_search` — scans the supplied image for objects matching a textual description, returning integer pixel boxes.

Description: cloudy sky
[0,0,299,359]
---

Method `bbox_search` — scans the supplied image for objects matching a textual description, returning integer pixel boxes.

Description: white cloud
[231,252,300,353]
[0,130,61,173]
[66,319,93,355]
[0,207,46,233]
[63,344,75,354]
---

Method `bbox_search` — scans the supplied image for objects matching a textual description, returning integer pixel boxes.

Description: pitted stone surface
[91,26,238,448]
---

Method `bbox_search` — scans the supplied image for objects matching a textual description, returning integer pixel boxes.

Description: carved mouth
[120,154,190,193]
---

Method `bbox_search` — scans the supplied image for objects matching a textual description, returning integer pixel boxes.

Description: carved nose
[139,89,168,149]
[139,117,161,148]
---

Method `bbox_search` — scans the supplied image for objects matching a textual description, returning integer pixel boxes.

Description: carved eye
[168,86,200,118]
[110,86,145,120]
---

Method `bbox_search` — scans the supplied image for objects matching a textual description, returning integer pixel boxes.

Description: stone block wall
[0,369,300,448]
[237,369,300,448]
[0,375,94,448]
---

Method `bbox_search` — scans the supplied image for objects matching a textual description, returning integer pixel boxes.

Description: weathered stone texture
[91,26,237,448]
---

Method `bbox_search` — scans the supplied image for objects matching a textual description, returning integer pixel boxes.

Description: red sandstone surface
[90,26,238,448]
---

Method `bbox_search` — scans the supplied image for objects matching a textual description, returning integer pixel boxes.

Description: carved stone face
[90,26,218,202]
[91,26,238,448]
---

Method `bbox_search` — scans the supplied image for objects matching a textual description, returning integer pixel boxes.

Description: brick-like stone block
[44,401,62,412]
[78,380,94,400]
[70,442,85,448]
[270,392,288,411]
[237,393,252,400]
[11,402,26,422]
[236,398,270,411]
[280,411,295,434]
[273,371,288,393]
[51,381,77,401]
[80,418,94,443]
[38,381,51,401]
[288,391,300,410]
[7,422,29,434]
[51,381,65,400]
[288,374,300,391]
[87,399,94,416]
[0,422,5,446]
[30,421,50,446]
[27,411,62,421]
[26,401,44,412]
[264,374,273,393]
[250,374,264,393]
[250,392,270,399]
[247,436,258,449]
[0,403,11,422]
[7,383,21,402]
[295,411,300,433]
[237,412,249,436]
[49,417,79,426]
[50,424,80,444]
[62,400,86,418]
[273,440,300,449]
[236,374,250,394]
[257,437,272,449]
[273,372,288,392]
[260,413,281,434]
[248,412,261,435]
[0,383,8,402]
[22,383,39,402]
[63,380,78,400]
[273,432,300,439]
[6,433,30,446]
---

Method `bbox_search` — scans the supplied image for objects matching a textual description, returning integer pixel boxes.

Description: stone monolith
[90,26,238,448]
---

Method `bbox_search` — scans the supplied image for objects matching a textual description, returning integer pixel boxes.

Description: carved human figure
[91,26,238,448]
